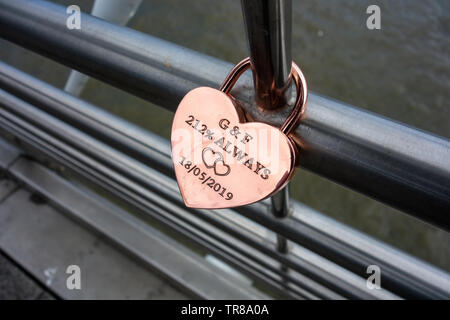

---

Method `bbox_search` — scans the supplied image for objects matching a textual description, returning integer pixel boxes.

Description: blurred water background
[0,0,449,271]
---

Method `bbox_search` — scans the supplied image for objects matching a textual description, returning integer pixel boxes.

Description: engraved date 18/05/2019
[178,155,234,201]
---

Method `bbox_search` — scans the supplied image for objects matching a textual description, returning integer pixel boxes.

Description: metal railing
[1,0,448,230]
[0,0,449,299]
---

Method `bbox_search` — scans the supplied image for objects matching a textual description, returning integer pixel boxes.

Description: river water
[1,0,449,271]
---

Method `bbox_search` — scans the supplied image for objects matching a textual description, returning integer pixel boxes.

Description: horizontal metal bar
[0,117,334,300]
[7,156,267,300]
[0,84,354,297]
[0,183,183,300]
[0,0,449,230]
[0,134,21,171]
[0,90,329,298]
[0,62,448,298]
[0,88,404,299]
[0,107,300,299]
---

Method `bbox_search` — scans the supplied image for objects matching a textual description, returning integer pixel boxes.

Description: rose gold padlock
[171,57,307,209]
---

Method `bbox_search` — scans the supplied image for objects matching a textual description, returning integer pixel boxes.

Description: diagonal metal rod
[64,0,142,96]
[241,0,293,260]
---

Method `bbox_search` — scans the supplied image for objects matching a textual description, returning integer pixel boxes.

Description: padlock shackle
[219,57,252,94]
[219,57,308,136]
[280,62,308,135]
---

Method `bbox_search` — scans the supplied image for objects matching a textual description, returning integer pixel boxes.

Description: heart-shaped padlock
[171,57,307,209]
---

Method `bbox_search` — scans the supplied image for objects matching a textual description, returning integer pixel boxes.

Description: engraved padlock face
[171,87,296,209]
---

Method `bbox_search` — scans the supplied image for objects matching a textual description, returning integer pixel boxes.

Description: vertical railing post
[241,0,293,256]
